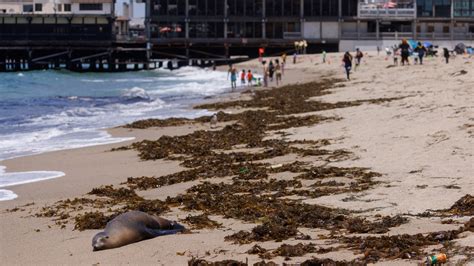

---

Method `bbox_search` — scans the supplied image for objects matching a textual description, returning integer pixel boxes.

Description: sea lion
[92,211,184,251]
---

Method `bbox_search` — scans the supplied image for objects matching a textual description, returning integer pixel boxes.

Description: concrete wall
[303,22,320,39]
[322,22,339,39]
[303,22,340,40]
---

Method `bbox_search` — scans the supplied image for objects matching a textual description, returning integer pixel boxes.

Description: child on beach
[240,70,246,86]
[443,48,450,64]
[247,70,253,86]
[268,61,275,82]
[228,65,237,90]
[355,48,363,69]
[343,52,353,81]
[275,61,282,86]
[282,53,287,64]
[414,42,427,65]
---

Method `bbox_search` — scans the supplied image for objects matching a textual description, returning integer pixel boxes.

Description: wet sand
[0,52,473,265]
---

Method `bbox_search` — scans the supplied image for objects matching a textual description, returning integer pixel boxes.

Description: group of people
[228,53,286,90]
[342,48,364,80]
[394,39,452,66]
[227,67,259,90]
[263,57,284,87]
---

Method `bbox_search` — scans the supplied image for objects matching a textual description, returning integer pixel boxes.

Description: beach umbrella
[423,41,432,48]
[408,39,417,49]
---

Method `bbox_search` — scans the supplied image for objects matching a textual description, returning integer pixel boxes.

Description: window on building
[216,0,225,15]
[64,4,71,11]
[35,3,42,12]
[434,0,451,17]
[321,0,338,16]
[266,0,285,16]
[454,0,474,17]
[245,0,254,16]
[304,0,321,16]
[23,4,33,12]
[57,4,62,12]
[168,0,178,15]
[443,25,450,33]
[266,22,292,38]
[342,0,358,16]
[79,4,103,11]
[427,25,435,32]
[418,0,434,17]
[189,22,224,38]
[283,0,300,16]
[196,0,205,15]
[418,0,452,17]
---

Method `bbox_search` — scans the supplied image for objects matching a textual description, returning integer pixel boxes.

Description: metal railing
[341,31,474,41]
[283,32,302,39]
[358,4,416,18]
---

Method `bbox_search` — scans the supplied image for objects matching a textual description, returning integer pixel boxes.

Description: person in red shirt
[247,70,253,86]
[240,70,246,86]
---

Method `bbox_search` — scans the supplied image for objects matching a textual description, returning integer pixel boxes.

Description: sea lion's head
[92,232,110,251]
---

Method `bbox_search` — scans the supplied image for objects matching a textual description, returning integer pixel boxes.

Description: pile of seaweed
[181,214,222,230]
[188,258,360,266]
[37,185,170,231]
[343,229,463,263]
[30,80,428,263]
[445,194,474,215]
[247,243,336,259]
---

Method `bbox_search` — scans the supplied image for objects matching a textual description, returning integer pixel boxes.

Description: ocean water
[0,67,229,201]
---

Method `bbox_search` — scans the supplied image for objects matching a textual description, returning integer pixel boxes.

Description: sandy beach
[1,51,473,265]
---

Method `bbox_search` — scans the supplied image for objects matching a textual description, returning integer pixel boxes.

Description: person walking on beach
[377,46,380,56]
[443,48,450,64]
[240,70,246,86]
[268,61,275,82]
[281,60,285,75]
[228,65,237,90]
[282,53,287,65]
[343,52,353,81]
[263,65,269,87]
[414,42,427,65]
[247,70,253,86]
[399,39,411,66]
[355,48,364,69]
[322,50,327,63]
[275,61,282,86]
[293,53,297,64]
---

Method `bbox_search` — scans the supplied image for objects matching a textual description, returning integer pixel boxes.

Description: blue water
[0,67,229,200]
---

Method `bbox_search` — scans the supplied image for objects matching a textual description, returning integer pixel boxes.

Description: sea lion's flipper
[144,228,183,238]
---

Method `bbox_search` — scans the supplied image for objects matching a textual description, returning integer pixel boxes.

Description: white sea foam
[0,166,65,201]
[0,170,65,188]
[121,87,151,100]
[0,189,17,201]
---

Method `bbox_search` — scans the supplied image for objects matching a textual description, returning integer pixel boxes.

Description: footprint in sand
[426,131,450,147]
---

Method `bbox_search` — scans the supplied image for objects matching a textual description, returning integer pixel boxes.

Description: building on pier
[146,0,474,55]
[0,0,125,72]
[0,0,115,43]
